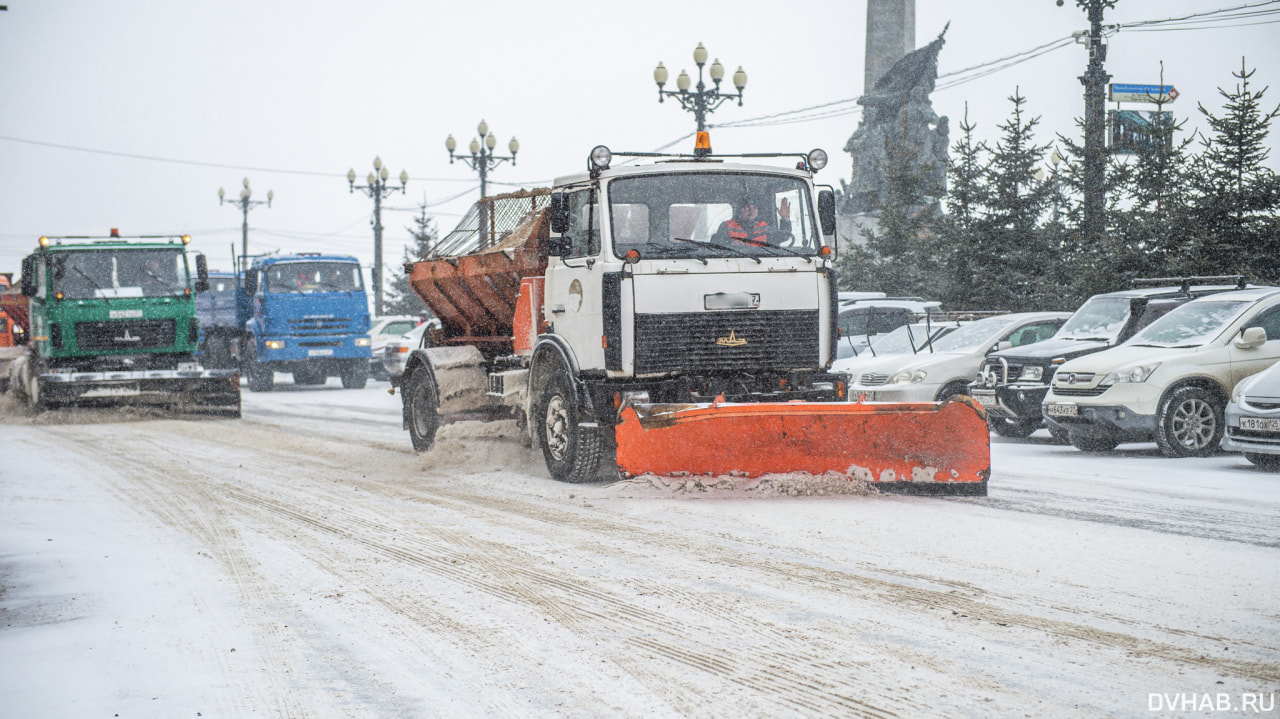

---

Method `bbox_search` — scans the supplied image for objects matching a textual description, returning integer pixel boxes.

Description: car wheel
[935,382,970,402]
[537,373,602,483]
[1155,386,1224,458]
[404,366,439,452]
[989,416,1039,438]
[1069,431,1120,452]
[1047,424,1071,445]
[1244,452,1280,470]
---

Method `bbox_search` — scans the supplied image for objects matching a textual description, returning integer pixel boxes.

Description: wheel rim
[410,380,433,436]
[1170,398,1215,449]
[544,394,570,461]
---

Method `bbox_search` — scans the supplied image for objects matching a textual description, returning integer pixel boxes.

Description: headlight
[1019,366,1044,381]
[355,337,372,347]
[264,339,285,350]
[1101,362,1161,385]
[891,369,928,384]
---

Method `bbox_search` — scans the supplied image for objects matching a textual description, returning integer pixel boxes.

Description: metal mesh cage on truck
[430,188,552,258]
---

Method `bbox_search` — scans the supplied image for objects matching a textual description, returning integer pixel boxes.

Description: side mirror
[1235,326,1267,349]
[243,271,258,295]
[818,189,837,236]
[19,255,35,296]
[995,341,1013,352]
[194,254,210,293]
[549,193,570,235]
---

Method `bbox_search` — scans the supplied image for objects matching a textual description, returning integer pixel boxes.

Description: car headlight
[1101,361,1161,385]
[892,369,928,384]
[1019,366,1043,381]
[264,339,285,350]
[355,337,372,347]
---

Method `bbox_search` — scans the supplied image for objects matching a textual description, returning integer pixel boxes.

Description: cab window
[564,190,600,258]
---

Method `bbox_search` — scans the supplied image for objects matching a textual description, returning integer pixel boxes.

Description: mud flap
[613,396,990,496]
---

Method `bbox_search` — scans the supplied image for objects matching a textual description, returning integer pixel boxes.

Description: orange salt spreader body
[614,395,991,495]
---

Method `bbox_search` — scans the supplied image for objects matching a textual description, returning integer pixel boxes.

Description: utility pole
[1061,0,1115,243]
[348,157,408,317]
[218,178,272,272]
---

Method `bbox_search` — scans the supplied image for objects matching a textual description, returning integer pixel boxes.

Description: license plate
[307,349,334,357]
[1045,403,1077,417]
[972,390,998,408]
[1240,417,1280,432]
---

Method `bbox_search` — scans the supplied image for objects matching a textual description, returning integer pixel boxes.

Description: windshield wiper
[752,242,813,263]
[632,241,705,264]
[671,237,762,264]
[71,265,111,303]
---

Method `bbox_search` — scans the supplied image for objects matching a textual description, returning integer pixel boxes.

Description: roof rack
[1132,275,1247,292]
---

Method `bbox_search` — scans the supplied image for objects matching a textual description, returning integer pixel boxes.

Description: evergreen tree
[1187,58,1280,282]
[932,105,989,309]
[382,203,440,316]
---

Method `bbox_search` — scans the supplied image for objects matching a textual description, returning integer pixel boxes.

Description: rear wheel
[404,367,439,452]
[340,360,368,389]
[537,373,602,483]
[243,339,274,392]
[1244,452,1280,470]
[989,416,1039,438]
[1155,386,1223,458]
[1069,431,1120,452]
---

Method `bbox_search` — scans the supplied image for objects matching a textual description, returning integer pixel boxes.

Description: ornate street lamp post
[446,119,519,247]
[348,156,408,317]
[654,42,747,156]
[218,177,272,272]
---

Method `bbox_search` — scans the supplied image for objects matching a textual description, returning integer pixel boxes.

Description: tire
[1069,431,1120,452]
[292,366,326,386]
[1155,386,1224,458]
[1244,452,1280,470]
[243,339,274,392]
[340,360,368,389]
[404,366,439,452]
[1047,424,1071,445]
[536,373,602,483]
[935,382,969,402]
[989,416,1039,438]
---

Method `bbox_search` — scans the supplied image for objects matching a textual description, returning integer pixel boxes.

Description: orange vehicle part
[613,396,991,495]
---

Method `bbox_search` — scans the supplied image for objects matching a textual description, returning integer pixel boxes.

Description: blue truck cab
[239,253,372,391]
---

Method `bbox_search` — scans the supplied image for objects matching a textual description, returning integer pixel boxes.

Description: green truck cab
[11,232,241,415]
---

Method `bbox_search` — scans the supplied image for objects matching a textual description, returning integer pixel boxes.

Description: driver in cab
[712,195,791,248]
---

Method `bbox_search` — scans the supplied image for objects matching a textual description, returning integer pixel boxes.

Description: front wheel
[243,339,274,392]
[537,374,602,483]
[403,366,439,452]
[1155,386,1224,458]
[989,416,1039,438]
[1047,424,1071,445]
[340,360,368,389]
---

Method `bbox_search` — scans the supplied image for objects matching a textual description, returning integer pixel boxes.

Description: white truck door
[544,187,606,371]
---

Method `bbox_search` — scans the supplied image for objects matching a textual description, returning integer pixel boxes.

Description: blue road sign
[1110,84,1179,104]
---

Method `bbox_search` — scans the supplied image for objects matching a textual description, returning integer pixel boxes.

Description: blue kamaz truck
[196,253,372,391]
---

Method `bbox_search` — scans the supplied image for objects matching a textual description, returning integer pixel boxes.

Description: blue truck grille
[288,317,350,332]
[633,310,818,374]
[75,319,176,351]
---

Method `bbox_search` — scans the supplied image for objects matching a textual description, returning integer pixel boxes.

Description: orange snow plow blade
[614,397,990,496]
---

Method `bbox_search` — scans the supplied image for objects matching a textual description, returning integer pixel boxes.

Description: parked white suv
[1043,287,1280,456]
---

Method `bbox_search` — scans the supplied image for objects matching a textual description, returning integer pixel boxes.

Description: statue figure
[843,27,950,215]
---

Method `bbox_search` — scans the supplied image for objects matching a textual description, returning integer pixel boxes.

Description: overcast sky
[2,0,1277,300]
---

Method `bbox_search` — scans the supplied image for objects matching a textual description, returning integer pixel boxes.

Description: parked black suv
[969,277,1250,440]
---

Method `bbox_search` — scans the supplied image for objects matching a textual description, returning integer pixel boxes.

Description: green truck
[9,232,241,415]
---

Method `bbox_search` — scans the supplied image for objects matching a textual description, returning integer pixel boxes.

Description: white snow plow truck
[392,142,990,494]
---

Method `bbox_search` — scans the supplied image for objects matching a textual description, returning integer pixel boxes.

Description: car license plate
[308,349,334,357]
[1240,417,1280,432]
[972,390,998,408]
[1045,403,1077,417]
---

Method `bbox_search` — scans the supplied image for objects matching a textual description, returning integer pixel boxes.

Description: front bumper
[258,335,371,364]
[970,383,1050,421]
[1041,401,1158,440]
[1222,403,1280,456]
[848,382,938,403]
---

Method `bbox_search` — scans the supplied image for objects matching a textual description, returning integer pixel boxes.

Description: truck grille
[289,317,350,332]
[75,319,176,351]
[633,310,818,374]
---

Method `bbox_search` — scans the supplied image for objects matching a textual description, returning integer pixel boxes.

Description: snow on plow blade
[614,397,990,496]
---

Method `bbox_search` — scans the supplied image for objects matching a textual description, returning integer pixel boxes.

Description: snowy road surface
[2,381,1278,718]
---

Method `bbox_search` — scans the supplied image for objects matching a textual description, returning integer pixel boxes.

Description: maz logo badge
[716,330,747,347]
[114,329,141,343]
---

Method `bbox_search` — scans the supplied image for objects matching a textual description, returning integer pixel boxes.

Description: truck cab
[239,253,372,391]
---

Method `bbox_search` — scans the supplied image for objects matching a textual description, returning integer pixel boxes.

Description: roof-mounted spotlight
[589,145,613,172]
[807,148,828,172]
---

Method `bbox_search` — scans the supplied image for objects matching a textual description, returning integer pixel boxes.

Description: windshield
[49,249,188,299]
[265,261,363,294]
[608,172,821,260]
[930,315,1019,353]
[1128,300,1248,347]
[868,323,951,355]
[1057,297,1131,340]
